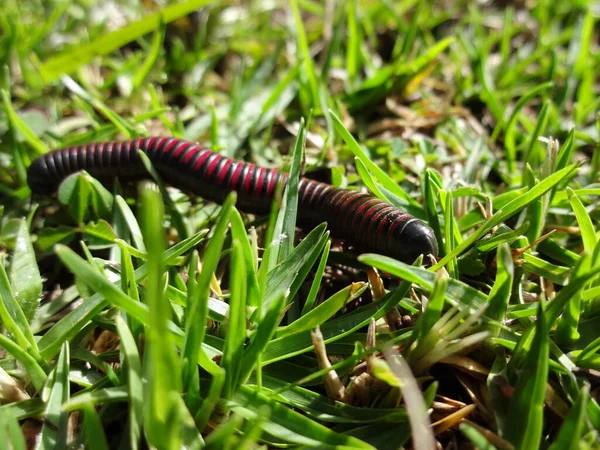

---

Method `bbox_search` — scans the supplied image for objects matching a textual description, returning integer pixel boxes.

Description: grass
[0,0,599,448]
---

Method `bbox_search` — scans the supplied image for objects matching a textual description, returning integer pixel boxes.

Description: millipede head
[390,218,439,263]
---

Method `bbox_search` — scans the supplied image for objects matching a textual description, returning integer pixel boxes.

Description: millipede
[27,137,438,263]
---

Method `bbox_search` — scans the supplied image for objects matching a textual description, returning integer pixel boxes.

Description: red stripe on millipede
[242,164,255,193]
[359,204,386,236]
[230,162,243,187]
[217,159,233,184]
[266,170,278,196]
[183,146,200,163]
[171,141,190,157]
[386,214,410,246]
[340,193,366,221]
[299,179,316,202]
[204,155,222,178]
[308,183,327,206]
[327,190,347,212]
[254,167,266,193]
[354,199,380,229]
[155,136,169,150]
[367,206,396,247]
[193,151,212,170]
[374,216,391,248]
[146,137,156,149]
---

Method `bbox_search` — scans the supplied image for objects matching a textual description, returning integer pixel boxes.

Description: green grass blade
[330,110,417,205]
[432,163,578,269]
[115,316,143,450]
[0,255,40,353]
[181,193,235,394]
[263,282,411,364]
[115,195,146,252]
[39,342,70,449]
[460,423,498,450]
[358,254,489,314]
[230,209,261,308]
[0,405,27,450]
[55,245,150,323]
[230,385,374,448]
[38,229,207,360]
[132,26,165,91]
[300,239,331,315]
[194,368,226,431]
[140,183,182,449]
[277,283,367,338]
[1,89,47,157]
[548,385,589,450]
[39,0,214,81]
[504,301,549,450]
[486,243,514,331]
[416,270,447,339]
[238,294,285,384]
[81,403,110,450]
[221,240,247,399]
[0,334,46,392]
[568,187,597,254]
[289,0,320,111]
[264,223,327,308]
[271,118,306,265]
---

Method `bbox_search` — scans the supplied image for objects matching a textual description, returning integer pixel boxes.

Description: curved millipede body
[27,137,438,263]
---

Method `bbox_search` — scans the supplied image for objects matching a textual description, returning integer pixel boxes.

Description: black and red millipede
[27,137,438,263]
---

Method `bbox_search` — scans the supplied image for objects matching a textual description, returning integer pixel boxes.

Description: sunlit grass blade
[416,269,447,340]
[81,403,110,450]
[221,240,247,399]
[432,163,578,270]
[0,405,26,450]
[62,77,136,137]
[568,187,597,254]
[8,219,42,323]
[1,89,47,157]
[301,240,331,315]
[229,385,375,448]
[548,384,589,450]
[277,282,367,338]
[486,243,513,334]
[358,254,488,314]
[238,293,285,385]
[132,25,165,91]
[39,0,214,81]
[38,228,207,360]
[505,301,548,450]
[0,334,47,392]
[115,316,143,450]
[264,223,327,308]
[0,259,39,353]
[289,0,320,112]
[263,281,411,364]
[55,245,150,324]
[140,182,182,448]
[330,110,418,205]
[40,342,70,449]
[230,209,261,308]
[181,193,235,397]
[115,195,146,252]
[269,117,306,266]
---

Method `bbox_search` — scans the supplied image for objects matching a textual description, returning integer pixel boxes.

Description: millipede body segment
[27,137,438,263]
